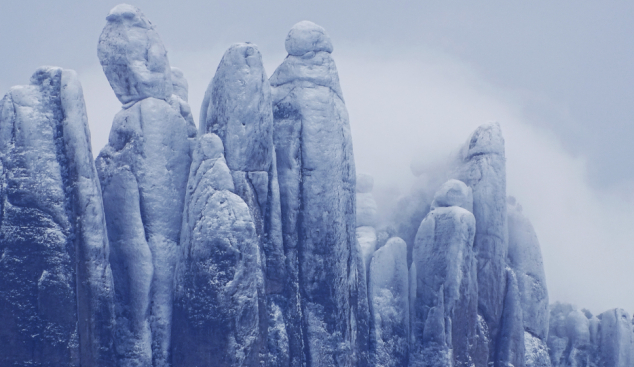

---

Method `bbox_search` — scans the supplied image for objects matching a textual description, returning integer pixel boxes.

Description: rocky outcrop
[97,4,173,106]
[0,67,115,366]
[270,20,361,366]
[96,5,195,366]
[507,197,550,367]
[410,179,478,367]
[171,134,265,367]
[547,304,634,367]
[453,122,509,363]
[368,237,409,367]
[198,42,282,365]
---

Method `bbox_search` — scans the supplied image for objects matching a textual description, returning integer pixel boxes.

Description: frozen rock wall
[270,20,361,366]
[199,42,283,365]
[368,237,409,367]
[0,67,115,366]
[171,134,265,367]
[507,197,549,340]
[453,122,509,363]
[96,5,195,366]
[410,179,478,367]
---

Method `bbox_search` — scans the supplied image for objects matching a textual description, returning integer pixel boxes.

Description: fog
[1,1,633,315]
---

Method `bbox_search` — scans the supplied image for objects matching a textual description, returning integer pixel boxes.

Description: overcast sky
[1,1,633,315]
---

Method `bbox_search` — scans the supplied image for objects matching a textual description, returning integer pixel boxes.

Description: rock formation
[368,237,409,367]
[0,67,115,366]
[507,196,551,367]
[171,134,265,367]
[270,20,362,366]
[198,42,283,365]
[95,5,195,366]
[453,122,510,364]
[410,179,478,367]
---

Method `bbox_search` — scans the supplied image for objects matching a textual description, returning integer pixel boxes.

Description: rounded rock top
[431,179,473,212]
[285,21,333,56]
[106,4,151,28]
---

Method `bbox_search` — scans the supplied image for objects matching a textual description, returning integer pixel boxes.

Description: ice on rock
[410,180,478,367]
[524,332,552,367]
[171,133,265,366]
[430,178,473,212]
[98,4,173,105]
[453,122,509,359]
[547,304,596,367]
[597,309,633,367]
[497,268,526,367]
[271,20,360,365]
[200,42,285,364]
[507,197,549,342]
[356,173,378,227]
[168,67,197,136]
[96,6,194,365]
[368,237,409,367]
[0,67,115,366]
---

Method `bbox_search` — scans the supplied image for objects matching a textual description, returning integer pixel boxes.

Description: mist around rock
[0,3,632,367]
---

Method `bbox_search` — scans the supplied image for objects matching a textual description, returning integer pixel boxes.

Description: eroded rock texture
[198,42,283,365]
[453,122,509,364]
[410,179,477,367]
[96,5,195,366]
[171,134,265,367]
[368,237,409,367]
[0,67,115,366]
[271,20,362,366]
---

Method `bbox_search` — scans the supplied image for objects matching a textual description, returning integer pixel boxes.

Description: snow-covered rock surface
[271,20,360,366]
[507,197,549,342]
[453,122,509,360]
[171,134,265,367]
[0,67,115,366]
[497,268,526,367]
[410,180,477,367]
[598,308,633,367]
[368,237,409,367]
[199,42,286,365]
[98,4,173,105]
[96,6,194,366]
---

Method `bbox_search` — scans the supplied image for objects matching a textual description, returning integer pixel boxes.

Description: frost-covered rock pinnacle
[0,67,115,366]
[271,20,363,366]
[96,5,194,366]
[171,134,265,367]
[410,179,477,367]
[198,42,283,365]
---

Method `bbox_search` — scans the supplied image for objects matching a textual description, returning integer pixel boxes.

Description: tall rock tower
[0,67,116,366]
[270,21,363,366]
[95,4,195,366]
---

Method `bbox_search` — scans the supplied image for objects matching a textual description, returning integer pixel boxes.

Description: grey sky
[1,1,633,314]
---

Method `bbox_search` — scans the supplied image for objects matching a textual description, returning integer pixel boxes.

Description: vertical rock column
[368,237,409,367]
[410,179,478,367]
[454,122,509,365]
[171,134,264,367]
[198,42,282,365]
[507,197,551,367]
[0,67,115,366]
[270,21,361,366]
[95,4,195,366]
